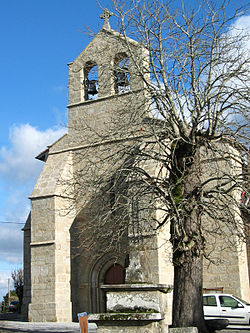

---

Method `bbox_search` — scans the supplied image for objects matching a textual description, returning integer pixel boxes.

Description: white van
[203,293,250,324]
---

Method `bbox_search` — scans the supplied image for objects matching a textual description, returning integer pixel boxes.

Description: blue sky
[0,0,249,302]
[0,0,114,301]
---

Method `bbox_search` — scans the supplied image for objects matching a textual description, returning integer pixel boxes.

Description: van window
[219,296,239,308]
[203,296,217,306]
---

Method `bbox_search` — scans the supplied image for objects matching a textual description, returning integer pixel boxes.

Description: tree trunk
[172,245,208,332]
[171,143,209,333]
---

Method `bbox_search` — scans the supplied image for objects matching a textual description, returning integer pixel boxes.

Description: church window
[84,62,98,100]
[114,53,130,94]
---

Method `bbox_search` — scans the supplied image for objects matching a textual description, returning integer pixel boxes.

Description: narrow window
[114,54,130,94]
[84,62,98,100]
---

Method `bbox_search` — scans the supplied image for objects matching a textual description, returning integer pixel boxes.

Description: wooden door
[104,264,124,284]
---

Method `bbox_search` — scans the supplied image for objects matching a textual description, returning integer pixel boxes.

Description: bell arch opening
[114,53,130,94]
[84,61,98,100]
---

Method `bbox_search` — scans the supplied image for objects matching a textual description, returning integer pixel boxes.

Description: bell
[87,80,98,95]
[116,68,129,87]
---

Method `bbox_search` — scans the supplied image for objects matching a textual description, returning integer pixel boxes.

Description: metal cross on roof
[100,8,113,30]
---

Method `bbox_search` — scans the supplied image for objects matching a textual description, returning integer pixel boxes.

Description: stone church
[22,10,250,328]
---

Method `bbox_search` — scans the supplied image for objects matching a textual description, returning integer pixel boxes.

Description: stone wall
[22,213,31,318]
[28,150,75,322]
[201,143,250,301]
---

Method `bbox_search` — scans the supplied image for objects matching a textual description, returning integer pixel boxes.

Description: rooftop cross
[100,8,113,30]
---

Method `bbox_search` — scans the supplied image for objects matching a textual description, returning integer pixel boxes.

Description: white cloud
[0,270,12,301]
[0,225,22,264]
[0,124,67,279]
[0,123,66,183]
[232,15,250,48]
[227,15,250,65]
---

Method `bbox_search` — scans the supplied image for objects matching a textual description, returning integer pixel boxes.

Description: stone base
[28,301,72,322]
[101,284,172,313]
[90,284,172,332]
[95,322,164,333]
[88,313,168,333]
[169,328,198,333]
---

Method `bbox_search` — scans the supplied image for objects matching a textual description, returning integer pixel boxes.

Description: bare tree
[11,269,23,313]
[55,0,250,331]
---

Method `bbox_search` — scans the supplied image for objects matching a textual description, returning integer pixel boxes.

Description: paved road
[0,313,97,332]
[0,313,25,322]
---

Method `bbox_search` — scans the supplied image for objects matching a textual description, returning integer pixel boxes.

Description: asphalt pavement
[0,313,97,332]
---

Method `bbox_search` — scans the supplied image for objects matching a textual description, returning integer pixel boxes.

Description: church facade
[22,11,250,324]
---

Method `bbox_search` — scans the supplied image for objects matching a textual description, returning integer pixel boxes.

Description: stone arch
[89,253,126,313]
[84,61,98,100]
[69,187,129,319]
[114,52,130,94]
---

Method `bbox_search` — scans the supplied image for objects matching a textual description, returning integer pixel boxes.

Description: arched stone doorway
[89,256,126,313]
[70,207,128,318]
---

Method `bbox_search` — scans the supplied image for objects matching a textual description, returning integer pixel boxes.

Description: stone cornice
[48,134,147,156]
[100,283,173,293]
[67,89,144,108]
[30,240,55,247]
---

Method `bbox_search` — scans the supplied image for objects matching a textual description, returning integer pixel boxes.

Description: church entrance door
[104,263,124,284]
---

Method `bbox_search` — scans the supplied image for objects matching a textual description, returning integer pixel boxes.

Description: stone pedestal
[88,313,165,333]
[103,283,172,313]
[88,284,172,333]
